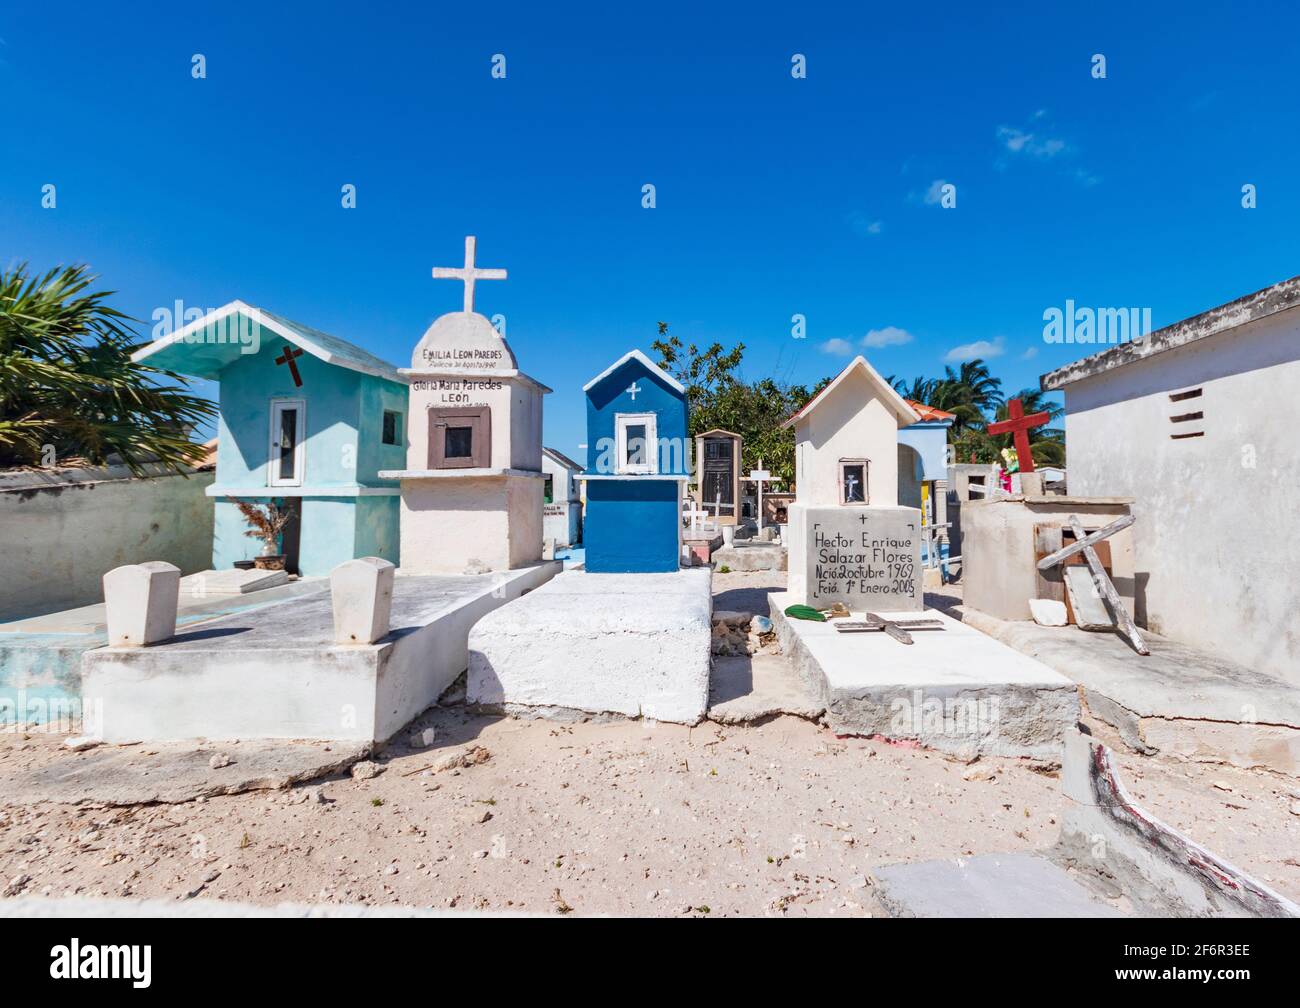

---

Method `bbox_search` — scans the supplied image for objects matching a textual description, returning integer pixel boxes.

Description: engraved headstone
[797,506,923,611]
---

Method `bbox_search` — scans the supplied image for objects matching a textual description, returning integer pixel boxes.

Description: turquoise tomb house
[578,349,689,573]
[132,301,407,576]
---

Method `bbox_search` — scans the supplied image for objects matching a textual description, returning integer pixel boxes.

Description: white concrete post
[102,561,181,647]
[330,556,396,645]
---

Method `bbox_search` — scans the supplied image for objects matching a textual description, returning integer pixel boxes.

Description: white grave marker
[330,556,396,645]
[102,561,181,647]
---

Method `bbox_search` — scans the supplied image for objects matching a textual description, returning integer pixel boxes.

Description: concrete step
[873,853,1125,918]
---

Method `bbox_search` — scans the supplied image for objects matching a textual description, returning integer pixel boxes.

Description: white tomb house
[766,354,1078,758]
[380,237,552,573]
[781,355,924,609]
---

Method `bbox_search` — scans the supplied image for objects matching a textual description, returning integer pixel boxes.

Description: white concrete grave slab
[82,563,560,744]
[769,591,1077,759]
[331,557,396,645]
[468,568,713,724]
[102,562,181,647]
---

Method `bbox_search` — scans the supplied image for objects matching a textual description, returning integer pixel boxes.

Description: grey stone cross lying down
[833,613,946,645]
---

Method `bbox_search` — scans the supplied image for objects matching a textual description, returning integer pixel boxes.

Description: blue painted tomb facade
[579,350,688,573]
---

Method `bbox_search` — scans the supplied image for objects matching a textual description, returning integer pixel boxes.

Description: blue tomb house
[131,301,407,576]
[578,349,690,573]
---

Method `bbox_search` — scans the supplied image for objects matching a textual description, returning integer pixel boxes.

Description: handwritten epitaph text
[806,509,922,611]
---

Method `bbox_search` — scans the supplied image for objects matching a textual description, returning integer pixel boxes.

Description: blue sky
[3,2,1297,462]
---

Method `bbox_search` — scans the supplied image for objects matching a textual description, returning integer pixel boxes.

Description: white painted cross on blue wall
[626,381,642,401]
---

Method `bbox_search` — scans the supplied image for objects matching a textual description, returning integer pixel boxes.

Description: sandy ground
[0,570,1295,916]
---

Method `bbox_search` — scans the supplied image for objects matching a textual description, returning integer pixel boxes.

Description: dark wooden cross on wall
[276,346,305,387]
[986,396,1050,473]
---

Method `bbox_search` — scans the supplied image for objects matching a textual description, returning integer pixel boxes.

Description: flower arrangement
[226,497,293,557]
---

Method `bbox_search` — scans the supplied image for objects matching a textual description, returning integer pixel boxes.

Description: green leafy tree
[0,263,216,474]
[652,325,813,486]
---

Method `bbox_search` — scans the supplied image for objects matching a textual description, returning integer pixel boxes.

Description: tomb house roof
[781,355,920,429]
[1040,272,1300,390]
[903,400,957,423]
[582,349,686,396]
[543,446,584,471]
[130,300,403,383]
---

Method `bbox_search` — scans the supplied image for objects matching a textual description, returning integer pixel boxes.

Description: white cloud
[1020,345,1039,360]
[997,124,1066,159]
[819,337,856,355]
[847,211,884,236]
[943,336,1006,363]
[923,180,948,205]
[862,326,913,349]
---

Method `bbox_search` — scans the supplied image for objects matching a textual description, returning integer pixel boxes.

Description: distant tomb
[694,428,741,526]
[541,446,584,550]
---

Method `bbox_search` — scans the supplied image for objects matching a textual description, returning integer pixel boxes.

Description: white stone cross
[432,235,507,313]
[683,495,704,533]
[626,381,642,401]
[742,457,780,535]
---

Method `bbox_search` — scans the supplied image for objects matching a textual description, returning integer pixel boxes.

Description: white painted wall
[793,367,900,506]
[399,474,542,574]
[1060,308,1300,685]
[0,465,214,622]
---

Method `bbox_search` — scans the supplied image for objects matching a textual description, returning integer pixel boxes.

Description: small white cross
[432,236,507,313]
[626,381,642,401]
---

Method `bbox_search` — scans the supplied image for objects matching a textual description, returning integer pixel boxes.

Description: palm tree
[886,375,935,403]
[943,358,1004,414]
[888,372,987,438]
[0,263,216,474]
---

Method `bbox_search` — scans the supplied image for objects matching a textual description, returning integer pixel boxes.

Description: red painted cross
[986,397,1051,473]
[275,346,305,387]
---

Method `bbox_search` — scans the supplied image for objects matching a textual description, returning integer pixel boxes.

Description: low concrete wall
[0,464,214,622]
[961,495,1134,622]
[1055,729,1299,917]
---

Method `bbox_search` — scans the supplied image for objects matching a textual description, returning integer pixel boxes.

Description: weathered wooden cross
[432,235,507,313]
[986,397,1051,473]
[1036,513,1148,655]
[275,345,304,387]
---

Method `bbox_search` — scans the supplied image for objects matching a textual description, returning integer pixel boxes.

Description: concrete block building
[1041,273,1300,686]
